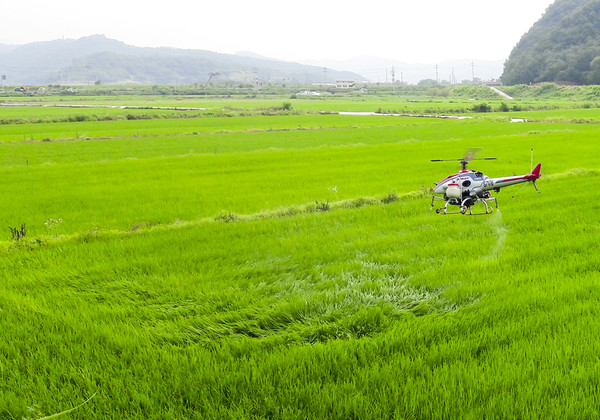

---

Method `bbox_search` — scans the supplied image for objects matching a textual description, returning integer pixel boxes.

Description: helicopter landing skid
[431,195,498,215]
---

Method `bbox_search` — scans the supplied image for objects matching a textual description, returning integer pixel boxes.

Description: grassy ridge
[0,95,599,418]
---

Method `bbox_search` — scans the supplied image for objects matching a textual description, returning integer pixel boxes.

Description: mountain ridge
[0,35,507,85]
[0,35,365,85]
[502,0,600,85]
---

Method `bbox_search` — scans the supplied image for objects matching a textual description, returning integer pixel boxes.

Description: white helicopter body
[430,154,541,215]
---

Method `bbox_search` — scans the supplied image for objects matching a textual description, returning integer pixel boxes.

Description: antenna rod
[531,148,534,172]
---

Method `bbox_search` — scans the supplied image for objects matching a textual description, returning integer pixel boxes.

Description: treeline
[502,0,600,85]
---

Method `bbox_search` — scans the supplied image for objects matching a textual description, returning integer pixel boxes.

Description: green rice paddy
[0,90,599,418]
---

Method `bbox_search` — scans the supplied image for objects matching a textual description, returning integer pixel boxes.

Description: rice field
[0,91,599,419]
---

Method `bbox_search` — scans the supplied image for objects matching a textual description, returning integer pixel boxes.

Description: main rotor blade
[431,157,497,162]
[463,147,482,162]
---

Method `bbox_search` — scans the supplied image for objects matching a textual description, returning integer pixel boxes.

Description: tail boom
[482,163,542,191]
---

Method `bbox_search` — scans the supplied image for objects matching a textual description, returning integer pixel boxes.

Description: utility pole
[435,64,439,84]
[85,65,91,87]
[391,66,396,95]
[471,61,475,82]
[323,66,328,84]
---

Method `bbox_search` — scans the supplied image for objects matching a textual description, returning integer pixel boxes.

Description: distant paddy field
[1,94,599,418]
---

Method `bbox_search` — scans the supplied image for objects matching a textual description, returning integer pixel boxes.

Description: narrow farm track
[3,124,373,144]
[0,102,207,111]
[0,189,421,251]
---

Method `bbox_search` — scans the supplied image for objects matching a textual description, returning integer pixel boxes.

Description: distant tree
[206,72,221,86]
[471,103,492,113]
[502,0,600,85]
[418,79,438,86]
[428,87,449,97]
[585,56,600,83]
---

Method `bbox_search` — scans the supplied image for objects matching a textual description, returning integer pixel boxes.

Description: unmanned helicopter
[430,150,541,215]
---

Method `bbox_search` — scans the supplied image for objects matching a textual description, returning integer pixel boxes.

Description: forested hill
[0,35,365,85]
[502,0,600,85]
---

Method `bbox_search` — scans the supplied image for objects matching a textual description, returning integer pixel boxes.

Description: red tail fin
[530,163,542,179]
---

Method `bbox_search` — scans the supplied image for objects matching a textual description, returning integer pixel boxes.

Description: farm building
[336,80,356,89]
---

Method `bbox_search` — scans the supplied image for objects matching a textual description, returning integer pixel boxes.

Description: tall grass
[1,173,598,418]
[0,96,599,418]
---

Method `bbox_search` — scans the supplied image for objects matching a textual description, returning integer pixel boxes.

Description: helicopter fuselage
[434,164,542,199]
[434,169,489,198]
[431,163,542,215]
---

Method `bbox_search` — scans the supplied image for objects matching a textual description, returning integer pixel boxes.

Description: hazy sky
[2,0,555,63]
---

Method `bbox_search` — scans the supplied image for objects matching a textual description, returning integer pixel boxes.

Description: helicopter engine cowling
[471,187,490,198]
[446,183,461,199]
[471,187,483,197]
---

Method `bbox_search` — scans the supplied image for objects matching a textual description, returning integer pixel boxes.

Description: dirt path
[488,86,514,100]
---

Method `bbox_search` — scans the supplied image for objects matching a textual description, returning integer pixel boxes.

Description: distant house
[336,80,356,89]
[296,90,321,96]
